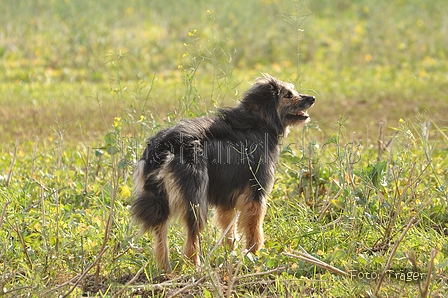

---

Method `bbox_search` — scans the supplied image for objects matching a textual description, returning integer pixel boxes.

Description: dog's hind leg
[132,160,172,272]
[182,181,208,268]
[170,161,208,268]
[183,209,203,268]
[238,199,267,253]
[154,222,171,273]
[131,188,171,272]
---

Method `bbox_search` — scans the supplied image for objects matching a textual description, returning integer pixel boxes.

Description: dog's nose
[305,95,315,103]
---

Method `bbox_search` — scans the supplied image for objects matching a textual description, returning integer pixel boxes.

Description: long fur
[131,74,315,272]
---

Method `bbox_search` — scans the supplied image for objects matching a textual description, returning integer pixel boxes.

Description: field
[1,0,447,296]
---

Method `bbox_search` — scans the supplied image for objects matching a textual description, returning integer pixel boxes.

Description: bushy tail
[131,191,169,232]
[131,160,169,232]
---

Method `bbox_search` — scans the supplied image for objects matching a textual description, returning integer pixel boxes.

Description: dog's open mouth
[282,95,315,125]
[290,110,309,120]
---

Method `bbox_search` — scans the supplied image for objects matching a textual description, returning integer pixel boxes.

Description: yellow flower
[188,29,197,37]
[271,63,281,72]
[354,24,364,35]
[113,117,122,128]
[364,53,373,62]
[78,224,88,233]
[419,70,428,78]
[125,6,134,15]
[119,185,131,199]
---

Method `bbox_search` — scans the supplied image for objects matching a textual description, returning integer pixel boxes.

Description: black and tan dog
[132,74,315,272]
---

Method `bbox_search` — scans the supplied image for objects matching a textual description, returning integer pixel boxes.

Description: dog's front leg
[238,199,267,253]
[214,207,237,249]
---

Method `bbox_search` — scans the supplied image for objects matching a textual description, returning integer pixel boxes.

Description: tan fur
[214,208,238,248]
[132,160,146,197]
[213,186,269,251]
[238,199,267,252]
[157,157,186,222]
[154,223,171,272]
[183,230,201,267]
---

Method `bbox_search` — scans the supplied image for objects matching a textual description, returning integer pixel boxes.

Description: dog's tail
[131,160,169,232]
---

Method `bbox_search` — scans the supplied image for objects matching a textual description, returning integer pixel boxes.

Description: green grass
[1,0,447,296]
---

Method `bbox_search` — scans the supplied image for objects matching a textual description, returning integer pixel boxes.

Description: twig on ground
[283,246,348,277]
[127,280,190,291]
[113,261,149,298]
[62,246,109,297]
[318,183,343,221]
[421,248,438,298]
[226,247,248,298]
[41,274,81,296]
[11,222,33,270]
[374,216,417,296]
[235,266,286,281]
[167,276,207,298]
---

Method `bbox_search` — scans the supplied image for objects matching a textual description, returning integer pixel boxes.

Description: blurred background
[1,0,447,144]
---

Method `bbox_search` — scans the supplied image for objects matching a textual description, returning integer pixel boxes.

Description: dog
[131,74,315,272]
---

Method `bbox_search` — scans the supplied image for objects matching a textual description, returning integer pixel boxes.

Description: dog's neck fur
[280,126,291,138]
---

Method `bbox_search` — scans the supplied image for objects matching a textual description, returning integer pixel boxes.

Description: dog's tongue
[295,111,309,119]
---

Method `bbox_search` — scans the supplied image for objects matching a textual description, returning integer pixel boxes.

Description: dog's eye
[284,92,293,98]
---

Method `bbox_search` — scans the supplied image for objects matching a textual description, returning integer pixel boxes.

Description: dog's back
[132,112,277,224]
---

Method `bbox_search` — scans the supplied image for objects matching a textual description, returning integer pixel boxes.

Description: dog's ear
[242,74,286,111]
[257,73,281,96]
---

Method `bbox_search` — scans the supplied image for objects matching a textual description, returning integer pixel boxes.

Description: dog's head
[241,73,315,132]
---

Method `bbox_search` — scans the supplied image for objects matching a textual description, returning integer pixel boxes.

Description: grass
[1,0,447,296]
